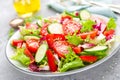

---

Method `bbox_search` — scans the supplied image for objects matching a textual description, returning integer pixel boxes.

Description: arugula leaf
[11,48,30,66]
[81,20,96,33]
[8,28,15,38]
[107,18,116,30]
[65,33,83,46]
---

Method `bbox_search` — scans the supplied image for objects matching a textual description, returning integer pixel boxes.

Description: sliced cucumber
[35,43,48,63]
[48,23,63,34]
[36,20,42,27]
[84,46,108,52]
[24,36,40,40]
[80,10,91,20]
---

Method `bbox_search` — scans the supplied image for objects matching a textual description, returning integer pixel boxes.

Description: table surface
[0,0,120,80]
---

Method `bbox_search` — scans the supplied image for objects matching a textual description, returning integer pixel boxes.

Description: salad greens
[10,10,116,73]
[65,33,83,46]
[11,48,30,66]
[81,20,96,33]
[107,18,116,30]
[59,48,84,72]
[19,26,40,36]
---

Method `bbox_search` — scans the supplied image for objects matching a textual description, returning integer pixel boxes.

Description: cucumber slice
[35,43,48,63]
[84,46,108,52]
[80,10,91,20]
[24,36,40,40]
[48,23,63,34]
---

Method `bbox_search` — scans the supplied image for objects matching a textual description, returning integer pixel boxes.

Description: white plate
[6,14,120,77]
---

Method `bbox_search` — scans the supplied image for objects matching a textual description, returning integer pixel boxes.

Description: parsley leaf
[107,18,116,30]
[81,20,96,33]
[65,33,83,46]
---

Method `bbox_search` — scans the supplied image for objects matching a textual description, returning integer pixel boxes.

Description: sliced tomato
[26,23,38,29]
[78,29,98,39]
[12,40,24,48]
[40,23,49,36]
[73,47,82,54]
[61,15,72,24]
[26,39,40,53]
[46,34,65,48]
[80,55,97,63]
[53,41,69,57]
[46,49,57,72]
[104,29,115,37]
[24,48,35,63]
[62,20,82,35]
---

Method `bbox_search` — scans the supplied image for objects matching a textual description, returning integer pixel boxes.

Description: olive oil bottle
[13,0,40,17]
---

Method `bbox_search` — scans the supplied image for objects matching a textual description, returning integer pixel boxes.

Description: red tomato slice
[104,29,115,37]
[73,47,82,54]
[40,23,49,36]
[78,29,98,39]
[26,39,40,53]
[53,41,69,57]
[46,49,57,72]
[80,55,98,63]
[46,34,65,48]
[62,20,82,35]
[12,40,24,48]
[24,48,35,63]
[61,15,72,24]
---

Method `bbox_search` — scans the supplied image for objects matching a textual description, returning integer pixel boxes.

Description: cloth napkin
[48,0,117,19]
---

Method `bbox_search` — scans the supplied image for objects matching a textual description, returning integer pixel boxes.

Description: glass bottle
[13,0,40,17]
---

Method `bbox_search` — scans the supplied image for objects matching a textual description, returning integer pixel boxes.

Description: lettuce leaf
[81,20,96,33]
[11,48,30,66]
[65,33,83,46]
[107,18,116,30]
[59,48,84,72]
[19,26,40,36]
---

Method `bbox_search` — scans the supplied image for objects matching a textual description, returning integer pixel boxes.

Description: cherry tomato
[62,20,82,35]
[26,39,40,53]
[53,41,69,58]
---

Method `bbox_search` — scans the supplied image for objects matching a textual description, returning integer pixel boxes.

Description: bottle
[13,0,40,17]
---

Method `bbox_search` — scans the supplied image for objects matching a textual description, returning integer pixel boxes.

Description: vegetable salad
[11,10,116,72]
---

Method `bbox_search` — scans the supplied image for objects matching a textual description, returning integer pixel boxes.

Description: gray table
[0,0,120,80]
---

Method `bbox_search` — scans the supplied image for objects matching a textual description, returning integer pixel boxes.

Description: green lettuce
[11,48,30,66]
[81,20,96,33]
[107,18,116,30]
[59,48,84,72]
[19,26,40,36]
[65,33,83,46]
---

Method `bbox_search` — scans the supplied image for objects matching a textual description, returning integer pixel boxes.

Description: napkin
[48,0,117,19]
